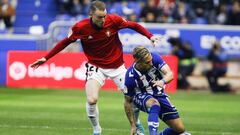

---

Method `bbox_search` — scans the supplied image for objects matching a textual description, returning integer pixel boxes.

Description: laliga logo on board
[9,61,87,81]
[9,62,27,80]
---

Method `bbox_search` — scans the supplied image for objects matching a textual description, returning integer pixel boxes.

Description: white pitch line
[0,124,238,135]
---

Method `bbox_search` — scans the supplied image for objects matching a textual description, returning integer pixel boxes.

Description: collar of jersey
[90,18,103,30]
[133,63,143,77]
[133,63,155,76]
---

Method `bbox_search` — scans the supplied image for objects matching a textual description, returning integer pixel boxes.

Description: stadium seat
[14,0,57,34]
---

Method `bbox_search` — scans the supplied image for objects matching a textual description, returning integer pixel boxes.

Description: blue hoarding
[0,37,37,86]
[118,23,240,58]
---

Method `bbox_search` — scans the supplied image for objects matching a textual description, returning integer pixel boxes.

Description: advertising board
[7,51,178,93]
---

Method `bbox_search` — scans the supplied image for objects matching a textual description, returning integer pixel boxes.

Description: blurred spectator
[140,0,160,22]
[227,0,240,25]
[0,0,15,33]
[205,42,235,93]
[210,0,232,7]
[145,12,156,22]
[56,0,72,14]
[189,0,209,24]
[128,12,139,22]
[80,0,91,15]
[168,37,197,90]
[70,0,82,16]
[158,0,175,23]
[192,7,208,24]
[110,1,141,19]
[209,4,228,24]
[171,1,193,24]
[53,0,240,26]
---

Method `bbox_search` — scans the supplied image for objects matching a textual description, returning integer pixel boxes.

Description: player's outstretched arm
[127,21,161,46]
[124,96,136,135]
[113,14,161,47]
[30,57,46,69]
[30,37,75,69]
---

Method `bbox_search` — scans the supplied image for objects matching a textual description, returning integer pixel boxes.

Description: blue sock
[159,128,179,135]
[148,105,161,135]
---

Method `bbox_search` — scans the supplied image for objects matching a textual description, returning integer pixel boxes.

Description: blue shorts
[133,93,179,122]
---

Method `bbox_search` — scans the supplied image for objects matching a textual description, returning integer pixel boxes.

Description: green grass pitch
[0,87,240,135]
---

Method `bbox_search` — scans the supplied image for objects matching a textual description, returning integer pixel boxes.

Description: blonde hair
[90,0,106,14]
[133,46,150,62]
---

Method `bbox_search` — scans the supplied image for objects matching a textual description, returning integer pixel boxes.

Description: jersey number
[86,63,98,77]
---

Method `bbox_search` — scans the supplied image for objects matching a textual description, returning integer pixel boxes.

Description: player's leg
[159,118,185,135]
[145,98,161,135]
[85,63,106,135]
[134,108,145,135]
[159,118,191,135]
[158,97,191,135]
[133,93,161,135]
[86,79,102,135]
[110,65,145,134]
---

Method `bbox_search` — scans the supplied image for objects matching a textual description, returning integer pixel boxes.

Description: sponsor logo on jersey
[129,71,134,77]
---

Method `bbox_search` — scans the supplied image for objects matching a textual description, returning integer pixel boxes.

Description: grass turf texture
[0,87,240,135]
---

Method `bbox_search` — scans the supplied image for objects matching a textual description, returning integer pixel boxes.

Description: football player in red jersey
[31,1,160,135]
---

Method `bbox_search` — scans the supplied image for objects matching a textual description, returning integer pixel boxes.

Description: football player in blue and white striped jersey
[124,46,191,135]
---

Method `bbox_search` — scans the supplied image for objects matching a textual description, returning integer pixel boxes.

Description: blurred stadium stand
[1,0,239,34]
[14,0,57,34]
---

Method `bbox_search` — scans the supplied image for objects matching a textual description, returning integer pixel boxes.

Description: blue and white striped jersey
[124,53,167,97]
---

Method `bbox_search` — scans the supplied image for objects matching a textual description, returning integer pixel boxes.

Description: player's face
[136,54,153,72]
[91,9,107,28]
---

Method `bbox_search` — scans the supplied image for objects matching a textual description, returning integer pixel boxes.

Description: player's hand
[130,126,136,135]
[152,80,165,88]
[150,35,161,46]
[30,57,47,69]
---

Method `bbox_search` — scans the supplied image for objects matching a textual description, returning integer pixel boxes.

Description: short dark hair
[89,0,106,14]
[133,46,150,62]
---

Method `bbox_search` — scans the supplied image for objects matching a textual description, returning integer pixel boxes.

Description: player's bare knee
[176,124,185,133]
[168,119,185,133]
[87,98,98,105]
[147,98,160,107]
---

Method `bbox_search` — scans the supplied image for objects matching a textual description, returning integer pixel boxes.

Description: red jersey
[45,14,153,68]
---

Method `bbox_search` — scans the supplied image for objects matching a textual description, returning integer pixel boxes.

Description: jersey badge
[88,35,93,39]
[106,30,111,37]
